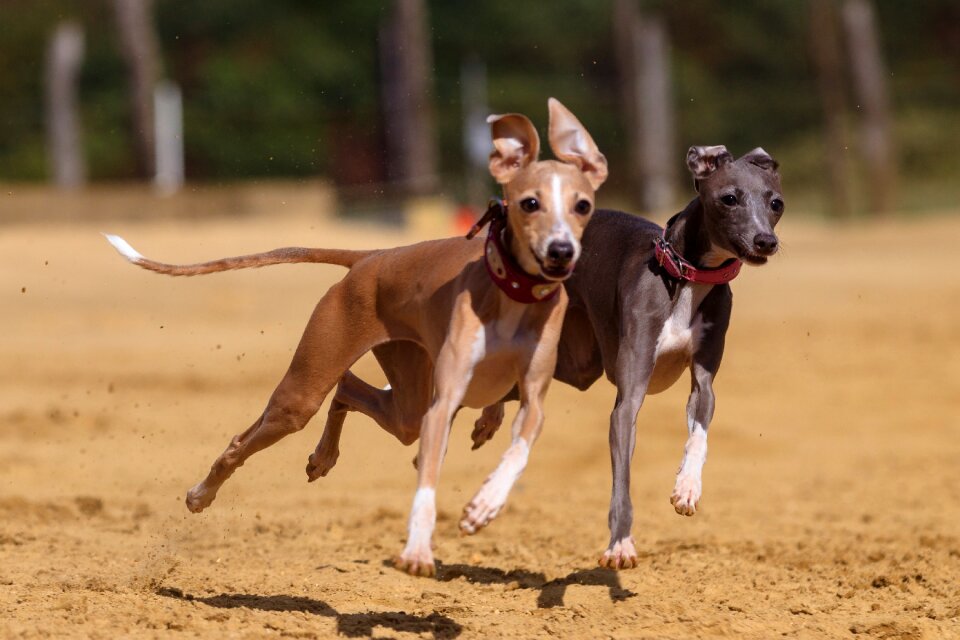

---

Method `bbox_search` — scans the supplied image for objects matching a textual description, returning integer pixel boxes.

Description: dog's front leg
[459,390,544,535]
[600,344,653,570]
[671,361,719,516]
[459,330,558,535]
[671,292,728,516]
[395,316,483,577]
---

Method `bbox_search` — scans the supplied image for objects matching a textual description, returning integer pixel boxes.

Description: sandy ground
[1,203,959,639]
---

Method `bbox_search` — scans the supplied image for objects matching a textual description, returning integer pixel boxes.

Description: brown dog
[105,98,608,577]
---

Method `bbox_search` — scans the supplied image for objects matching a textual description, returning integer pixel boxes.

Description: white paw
[394,541,436,577]
[670,473,702,516]
[599,537,638,570]
[459,474,511,535]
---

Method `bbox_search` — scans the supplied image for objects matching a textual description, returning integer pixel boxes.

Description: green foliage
[0,0,957,212]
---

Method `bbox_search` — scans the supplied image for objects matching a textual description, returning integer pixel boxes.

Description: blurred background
[1,0,958,224]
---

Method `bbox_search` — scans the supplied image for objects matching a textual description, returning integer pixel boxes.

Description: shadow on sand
[433,562,636,609]
[157,560,634,637]
[157,587,463,639]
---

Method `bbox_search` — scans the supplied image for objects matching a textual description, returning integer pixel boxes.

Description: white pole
[460,58,489,206]
[46,22,86,189]
[153,80,184,195]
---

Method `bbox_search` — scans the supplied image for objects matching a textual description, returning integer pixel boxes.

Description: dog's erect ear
[547,98,608,190]
[487,113,540,184]
[741,147,780,173]
[687,145,733,182]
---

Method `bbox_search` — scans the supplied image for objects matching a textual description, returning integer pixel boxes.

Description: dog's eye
[574,199,592,215]
[771,198,784,214]
[519,198,539,213]
[720,194,738,206]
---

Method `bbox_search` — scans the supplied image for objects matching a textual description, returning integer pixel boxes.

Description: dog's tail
[103,234,374,276]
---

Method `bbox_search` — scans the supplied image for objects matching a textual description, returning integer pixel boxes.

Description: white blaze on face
[537,173,579,262]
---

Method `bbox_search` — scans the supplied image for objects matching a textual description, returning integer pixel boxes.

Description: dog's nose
[546,241,575,265]
[752,233,779,254]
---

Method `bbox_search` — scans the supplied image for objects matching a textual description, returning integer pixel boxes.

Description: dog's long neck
[664,198,735,269]
[502,223,538,278]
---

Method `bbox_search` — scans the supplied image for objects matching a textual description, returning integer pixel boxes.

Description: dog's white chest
[650,286,710,393]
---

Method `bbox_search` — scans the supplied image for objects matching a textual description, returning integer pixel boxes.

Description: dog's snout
[547,241,575,265]
[752,233,778,255]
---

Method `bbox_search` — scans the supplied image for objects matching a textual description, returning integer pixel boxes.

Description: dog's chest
[462,305,538,408]
[649,285,710,393]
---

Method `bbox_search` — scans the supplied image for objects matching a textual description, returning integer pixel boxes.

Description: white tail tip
[102,233,144,262]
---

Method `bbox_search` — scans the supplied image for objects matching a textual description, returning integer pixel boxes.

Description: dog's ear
[487,113,540,184]
[687,145,733,184]
[741,147,780,173]
[547,98,608,190]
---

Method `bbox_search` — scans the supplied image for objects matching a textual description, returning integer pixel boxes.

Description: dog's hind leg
[470,402,506,450]
[306,341,433,479]
[185,281,387,513]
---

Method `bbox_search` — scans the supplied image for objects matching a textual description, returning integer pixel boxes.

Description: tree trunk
[842,0,896,215]
[614,0,675,212]
[45,22,86,189]
[114,0,160,179]
[379,0,438,196]
[810,0,852,217]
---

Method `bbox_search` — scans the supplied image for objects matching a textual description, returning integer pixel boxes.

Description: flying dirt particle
[107,382,115,393]
[21,287,26,293]
[160,325,164,329]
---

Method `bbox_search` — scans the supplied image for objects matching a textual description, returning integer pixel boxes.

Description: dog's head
[487,98,607,280]
[687,145,784,266]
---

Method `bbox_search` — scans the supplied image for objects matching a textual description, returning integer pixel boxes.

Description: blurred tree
[810,0,851,217]
[614,0,675,212]
[45,21,86,189]
[113,0,160,178]
[842,0,897,215]
[380,0,438,196]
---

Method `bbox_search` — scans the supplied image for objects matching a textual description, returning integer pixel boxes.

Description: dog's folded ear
[547,98,608,190]
[687,145,734,182]
[487,113,541,184]
[741,147,780,172]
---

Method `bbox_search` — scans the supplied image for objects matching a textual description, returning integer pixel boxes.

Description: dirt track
[2,206,959,639]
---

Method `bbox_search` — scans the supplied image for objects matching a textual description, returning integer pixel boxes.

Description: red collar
[466,199,562,304]
[654,234,742,285]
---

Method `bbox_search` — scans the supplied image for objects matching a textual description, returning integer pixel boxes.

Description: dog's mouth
[733,241,777,266]
[532,249,575,280]
[739,252,769,266]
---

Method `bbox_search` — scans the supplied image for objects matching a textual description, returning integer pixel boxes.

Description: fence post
[45,22,86,190]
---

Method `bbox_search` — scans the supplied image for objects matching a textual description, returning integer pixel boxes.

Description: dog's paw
[459,474,511,535]
[470,404,505,450]
[394,544,436,578]
[670,473,702,516]
[305,449,339,481]
[599,537,639,570]
[185,483,215,513]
